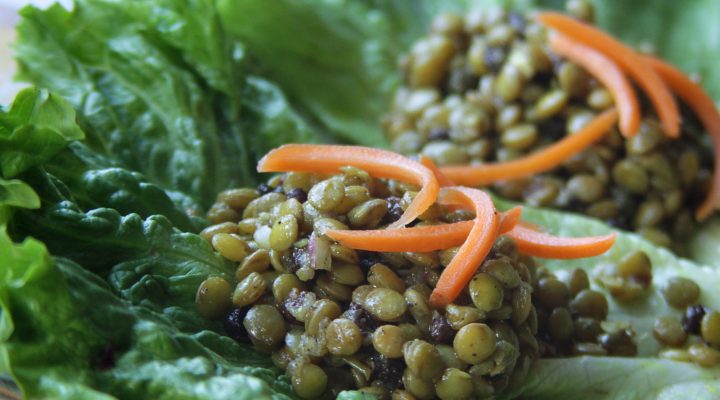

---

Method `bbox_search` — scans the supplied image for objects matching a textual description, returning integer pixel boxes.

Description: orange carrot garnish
[549,33,640,137]
[537,12,680,137]
[419,155,455,187]
[325,207,520,252]
[640,56,720,221]
[430,187,499,308]
[257,144,439,228]
[506,222,616,259]
[440,109,618,186]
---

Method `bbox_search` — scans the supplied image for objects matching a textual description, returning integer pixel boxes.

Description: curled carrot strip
[327,209,614,260]
[257,144,438,228]
[640,56,720,221]
[537,12,680,138]
[419,155,455,187]
[506,222,616,259]
[549,33,640,137]
[499,206,522,233]
[325,206,520,252]
[326,221,473,252]
[430,187,499,308]
[440,109,618,186]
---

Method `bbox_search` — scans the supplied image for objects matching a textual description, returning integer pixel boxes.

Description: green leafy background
[1,0,719,399]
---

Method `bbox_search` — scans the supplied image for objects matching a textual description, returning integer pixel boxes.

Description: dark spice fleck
[282,289,312,323]
[358,251,383,270]
[484,46,506,73]
[383,196,404,224]
[429,311,453,344]
[286,188,307,203]
[224,308,249,342]
[682,304,708,334]
[428,128,450,141]
[369,352,404,390]
[287,247,308,273]
[345,302,378,335]
[257,183,272,195]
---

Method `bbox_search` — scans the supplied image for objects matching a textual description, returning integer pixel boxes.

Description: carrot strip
[326,221,473,252]
[430,187,499,308]
[640,56,720,221]
[549,33,640,137]
[537,12,680,137]
[506,222,616,259]
[440,109,618,186]
[419,155,455,187]
[325,206,520,252]
[257,144,439,228]
[499,206,522,233]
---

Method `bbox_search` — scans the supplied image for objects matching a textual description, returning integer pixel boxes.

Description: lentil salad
[383,2,716,253]
[1,0,720,399]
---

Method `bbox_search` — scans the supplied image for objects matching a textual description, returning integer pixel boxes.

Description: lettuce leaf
[15,1,318,209]
[0,228,296,399]
[493,199,720,399]
[0,87,83,178]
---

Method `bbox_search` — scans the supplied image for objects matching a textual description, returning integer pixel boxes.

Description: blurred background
[0,0,72,103]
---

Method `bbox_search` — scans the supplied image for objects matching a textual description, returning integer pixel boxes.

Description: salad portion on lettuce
[1,0,720,399]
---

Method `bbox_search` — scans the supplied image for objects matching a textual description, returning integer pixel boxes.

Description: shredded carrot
[537,12,680,137]
[325,206,520,252]
[326,221,473,252]
[257,144,439,229]
[419,155,455,187]
[506,222,616,259]
[440,109,618,186]
[430,187,499,308]
[549,33,640,137]
[640,56,720,221]
[499,206,522,233]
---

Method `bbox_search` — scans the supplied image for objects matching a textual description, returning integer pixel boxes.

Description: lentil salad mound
[195,163,720,399]
[382,0,714,251]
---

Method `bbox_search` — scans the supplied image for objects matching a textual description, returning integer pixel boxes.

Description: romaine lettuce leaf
[15,1,318,209]
[0,87,83,178]
[0,228,295,399]
[494,199,720,399]
[0,178,38,224]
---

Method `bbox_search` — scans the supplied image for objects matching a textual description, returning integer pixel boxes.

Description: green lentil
[365,288,408,321]
[308,179,345,212]
[236,249,271,281]
[501,124,538,151]
[291,361,328,399]
[701,311,720,349]
[661,277,700,309]
[326,318,362,356]
[232,272,267,307]
[435,368,474,400]
[372,325,405,358]
[469,273,504,312]
[244,304,285,351]
[570,289,609,320]
[195,277,232,319]
[368,263,406,293]
[200,222,238,242]
[454,323,497,364]
[653,316,688,347]
[688,343,720,367]
[403,339,445,380]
